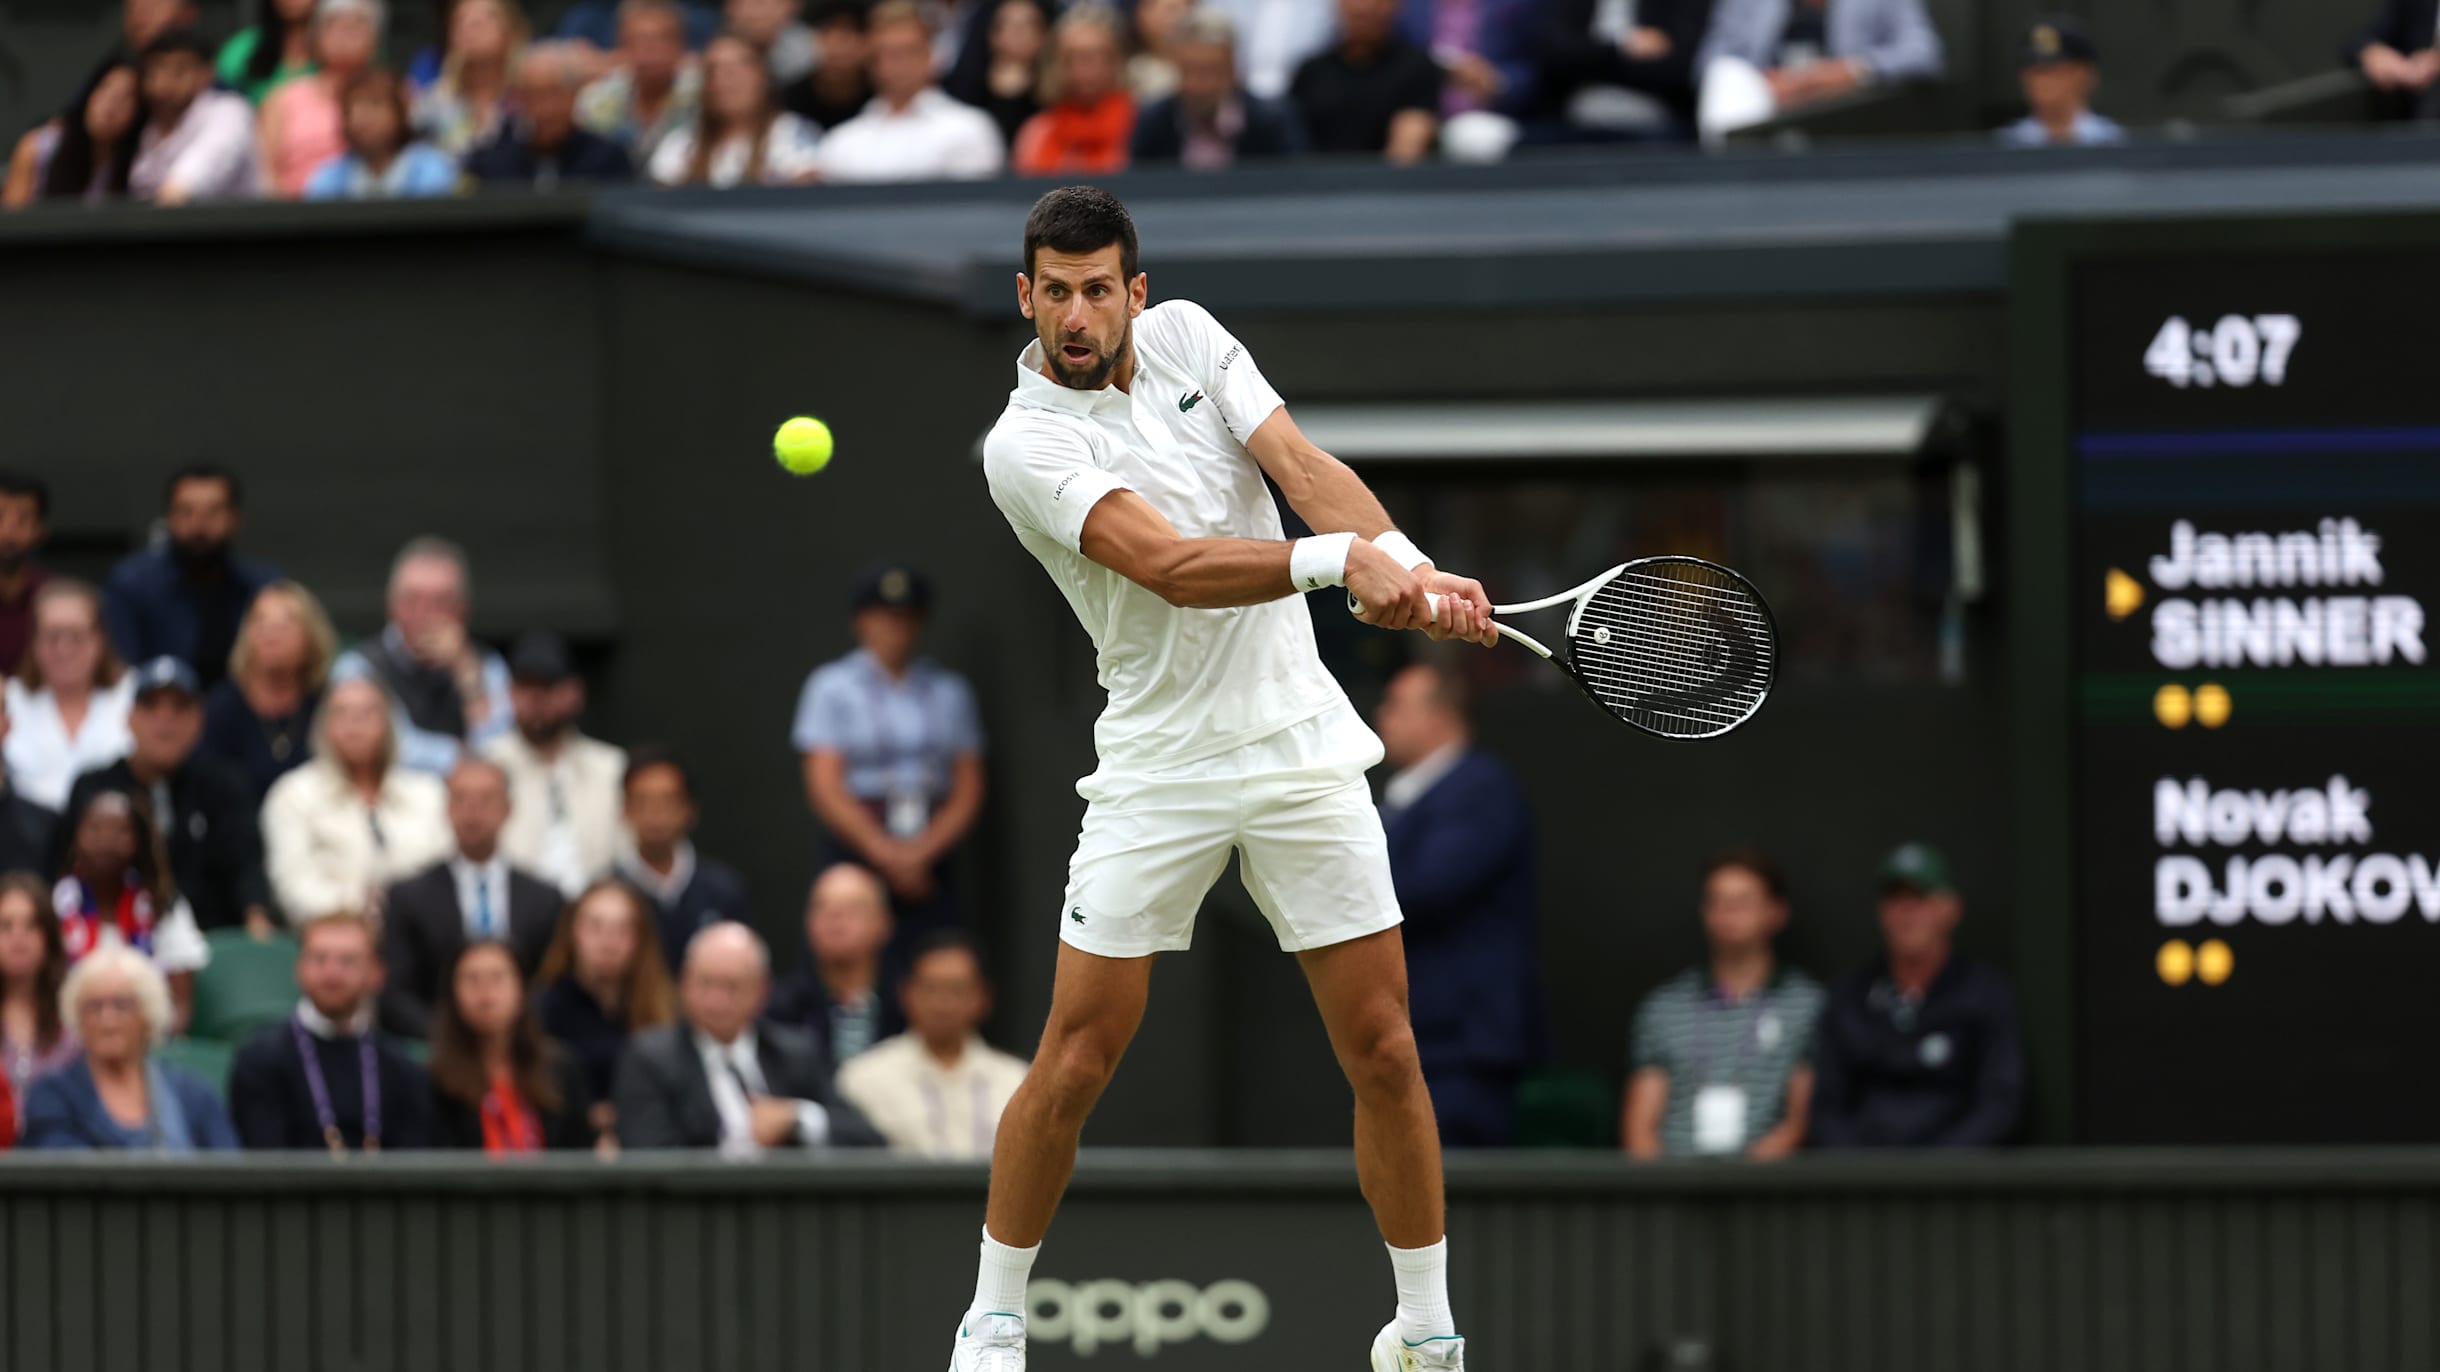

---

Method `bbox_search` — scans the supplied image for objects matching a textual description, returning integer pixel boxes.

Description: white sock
[1387,1237,1457,1341]
[970,1227,1039,1319]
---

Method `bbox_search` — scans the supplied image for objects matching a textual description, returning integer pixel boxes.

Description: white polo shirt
[816,88,1006,183]
[983,299,1347,771]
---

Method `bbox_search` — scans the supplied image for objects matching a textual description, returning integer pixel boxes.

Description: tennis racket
[1351,557,1776,740]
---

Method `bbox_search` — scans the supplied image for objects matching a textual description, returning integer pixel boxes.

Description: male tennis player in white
[950,185,1497,1372]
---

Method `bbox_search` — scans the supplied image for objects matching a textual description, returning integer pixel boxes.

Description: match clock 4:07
[2142,314,2302,390]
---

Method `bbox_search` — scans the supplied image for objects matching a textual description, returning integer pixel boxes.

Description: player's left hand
[1419,569,1499,647]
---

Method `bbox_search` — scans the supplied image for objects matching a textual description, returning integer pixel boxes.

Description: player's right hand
[1345,540,1434,632]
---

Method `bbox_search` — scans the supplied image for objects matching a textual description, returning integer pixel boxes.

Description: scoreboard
[2029,217,2440,1143]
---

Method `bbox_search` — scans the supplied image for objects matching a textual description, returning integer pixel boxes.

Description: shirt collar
[296,997,376,1039]
[1012,341,1127,416]
[617,836,696,902]
[450,853,506,883]
[693,1024,756,1063]
[1383,741,1466,813]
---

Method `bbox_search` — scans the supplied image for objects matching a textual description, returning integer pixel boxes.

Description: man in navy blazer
[1375,662,1546,1146]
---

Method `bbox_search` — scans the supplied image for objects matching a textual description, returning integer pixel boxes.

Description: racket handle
[1345,591,1446,619]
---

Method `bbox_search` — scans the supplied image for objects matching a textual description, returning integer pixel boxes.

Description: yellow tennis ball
[774,416,833,475]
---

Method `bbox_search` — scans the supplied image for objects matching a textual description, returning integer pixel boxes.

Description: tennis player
[950,186,1496,1372]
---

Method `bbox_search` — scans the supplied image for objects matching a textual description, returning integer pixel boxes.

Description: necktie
[475,877,496,938]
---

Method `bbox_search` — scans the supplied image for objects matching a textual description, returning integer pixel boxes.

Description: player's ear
[1129,272,1148,317]
[1016,273,1035,320]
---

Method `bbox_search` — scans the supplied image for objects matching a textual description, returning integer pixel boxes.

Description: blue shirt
[1996,111,2127,148]
[333,625,512,776]
[790,649,983,802]
[302,143,462,200]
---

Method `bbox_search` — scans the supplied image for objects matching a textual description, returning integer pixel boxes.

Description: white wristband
[1290,532,1357,592]
[1372,530,1432,572]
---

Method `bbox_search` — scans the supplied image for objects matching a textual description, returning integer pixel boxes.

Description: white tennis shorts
[1058,698,1403,957]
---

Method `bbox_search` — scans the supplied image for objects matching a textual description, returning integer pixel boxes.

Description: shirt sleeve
[1394,50,1446,117]
[790,667,849,753]
[1166,301,1284,445]
[1627,988,1671,1073]
[938,673,984,756]
[981,418,1129,555]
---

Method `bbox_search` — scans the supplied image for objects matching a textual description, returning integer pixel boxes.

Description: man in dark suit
[230,913,437,1150]
[0,686,59,873]
[767,862,905,1076]
[380,757,563,1038]
[1375,661,1545,1146]
[1533,0,1712,134]
[1130,10,1306,168]
[614,921,881,1152]
[612,749,752,968]
[2348,0,2440,118]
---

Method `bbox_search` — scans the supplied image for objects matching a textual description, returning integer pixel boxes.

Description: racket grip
[1345,592,1446,619]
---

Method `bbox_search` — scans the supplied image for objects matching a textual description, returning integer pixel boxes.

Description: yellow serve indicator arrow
[2105,567,2145,620]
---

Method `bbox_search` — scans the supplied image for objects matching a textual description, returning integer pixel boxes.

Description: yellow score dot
[2154,684,2193,729]
[2194,683,2231,729]
[2196,939,2233,985]
[2157,939,2194,986]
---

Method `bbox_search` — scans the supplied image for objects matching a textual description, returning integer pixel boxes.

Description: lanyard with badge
[864,671,936,840]
[293,1018,379,1154]
[1689,988,1785,1156]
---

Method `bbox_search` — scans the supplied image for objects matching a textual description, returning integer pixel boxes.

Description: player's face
[1020,244,1145,391]
[1700,866,1785,951]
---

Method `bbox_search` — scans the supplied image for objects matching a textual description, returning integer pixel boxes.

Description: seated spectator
[482,633,625,898]
[380,758,563,1038]
[1205,0,1336,102]
[768,862,903,1073]
[308,67,464,197]
[2349,0,2440,117]
[1128,0,1189,102]
[132,28,260,203]
[2,62,146,210]
[780,0,877,131]
[1695,0,1945,141]
[649,31,824,185]
[217,0,319,104]
[259,0,387,197]
[428,939,594,1150]
[535,877,676,1112]
[415,0,528,155]
[1533,0,1708,138]
[20,944,238,1150]
[333,537,511,775]
[614,748,751,965]
[1012,4,1136,174]
[6,580,134,813]
[52,786,210,1017]
[941,0,1050,147]
[59,658,268,936]
[1809,843,2024,1148]
[0,692,61,874]
[727,0,816,85]
[815,2,1006,182]
[1131,9,1306,169]
[1623,850,1823,1159]
[231,913,436,1150]
[0,472,49,674]
[262,676,453,925]
[559,0,721,56]
[465,46,638,185]
[200,580,336,809]
[793,566,983,947]
[0,875,76,1097]
[1291,0,1442,163]
[613,920,881,1151]
[578,0,706,165]
[836,930,1026,1159]
[102,465,277,693]
[1404,0,1539,161]
[1997,16,2123,147]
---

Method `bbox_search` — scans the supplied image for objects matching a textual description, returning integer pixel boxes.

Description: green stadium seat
[1511,1066,1616,1150]
[154,1036,239,1095]
[188,929,300,1045]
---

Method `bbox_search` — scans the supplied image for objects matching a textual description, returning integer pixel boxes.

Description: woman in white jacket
[4,581,135,812]
[261,675,449,926]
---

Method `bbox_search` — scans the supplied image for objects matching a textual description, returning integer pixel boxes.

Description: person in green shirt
[217,0,323,104]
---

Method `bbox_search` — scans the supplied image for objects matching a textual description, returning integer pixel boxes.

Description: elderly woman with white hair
[261,675,452,926]
[18,944,238,1150]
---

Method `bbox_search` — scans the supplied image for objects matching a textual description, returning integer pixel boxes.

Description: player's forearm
[1139,537,1301,609]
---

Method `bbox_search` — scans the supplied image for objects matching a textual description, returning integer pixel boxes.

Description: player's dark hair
[164,462,241,512]
[1703,847,1787,903]
[1024,185,1139,281]
[622,744,695,798]
[0,470,50,520]
[907,928,986,980]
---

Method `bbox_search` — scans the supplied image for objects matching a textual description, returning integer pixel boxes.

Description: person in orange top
[258,0,385,197]
[1011,3,1134,175]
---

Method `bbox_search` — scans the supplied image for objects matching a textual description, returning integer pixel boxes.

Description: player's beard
[1046,321,1130,391]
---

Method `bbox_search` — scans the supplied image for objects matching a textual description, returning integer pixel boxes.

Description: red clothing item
[478,1073,542,1155]
[0,1070,16,1149]
[1013,93,1137,176]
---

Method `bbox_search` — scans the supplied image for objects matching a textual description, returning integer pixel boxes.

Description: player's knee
[1340,1014,1424,1102]
[1039,1028,1126,1112]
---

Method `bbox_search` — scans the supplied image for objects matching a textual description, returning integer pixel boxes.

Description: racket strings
[1567,564,1774,738]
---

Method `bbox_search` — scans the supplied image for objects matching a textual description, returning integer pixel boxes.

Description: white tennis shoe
[949,1311,1026,1370]
[1370,1321,1466,1370]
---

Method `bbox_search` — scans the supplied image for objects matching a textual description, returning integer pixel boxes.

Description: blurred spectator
[1404,0,1539,160]
[217,0,320,103]
[200,581,337,809]
[649,31,825,184]
[560,0,722,56]
[467,46,638,185]
[535,877,677,1111]
[0,472,49,675]
[415,0,528,155]
[1132,9,1307,168]
[108,0,206,72]
[577,0,706,165]
[1696,0,1945,140]
[613,920,881,1151]
[259,0,388,197]
[0,875,76,1097]
[1128,0,1190,101]
[1623,850,1823,1159]
[1292,0,1442,163]
[793,566,982,940]
[309,69,464,197]
[429,939,594,1150]
[483,633,625,898]
[1809,843,2025,1148]
[614,749,752,966]
[941,0,1051,146]
[780,0,877,130]
[230,913,437,1150]
[131,28,260,204]
[3,62,146,210]
[52,786,209,1023]
[380,758,563,1038]
[58,658,269,936]
[835,930,1025,1159]
[103,465,277,691]
[6,580,134,813]
[817,3,1006,182]
[0,695,60,874]
[19,945,238,1150]
[1997,16,2123,147]
[335,537,511,775]
[1205,0,1336,101]
[2349,0,2440,116]
[1375,662,1543,1146]
[728,0,817,84]
[1533,0,1707,137]
[768,862,903,1073]
[0,1066,12,1147]
[261,677,453,925]
[1012,4,1136,174]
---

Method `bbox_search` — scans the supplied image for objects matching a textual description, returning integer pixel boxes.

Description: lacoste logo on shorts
[1070,905,1087,925]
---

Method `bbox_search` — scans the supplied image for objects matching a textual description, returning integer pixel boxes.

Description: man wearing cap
[1807,843,2025,1149]
[483,632,628,899]
[792,566,986,952]
[1996,17,2124,148]
[56,657,269,935]
[103,465,279,693]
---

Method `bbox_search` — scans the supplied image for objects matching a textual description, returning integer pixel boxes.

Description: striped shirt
[1629,967,1825,1157]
